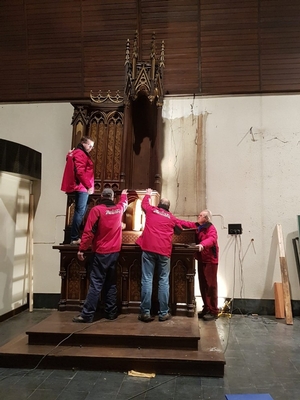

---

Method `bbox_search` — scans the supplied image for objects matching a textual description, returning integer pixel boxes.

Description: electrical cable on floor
[237,235,245,299]
[0,316,119,382]
[26,320,103,371]
[222,236,239,353]
[124,374,179,400]
[249,315,278,325]
[220,235,241,353]
[219,233,280,356]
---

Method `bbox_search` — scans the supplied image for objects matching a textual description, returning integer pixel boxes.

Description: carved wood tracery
[71,102,125,194]
[54,244,196,317]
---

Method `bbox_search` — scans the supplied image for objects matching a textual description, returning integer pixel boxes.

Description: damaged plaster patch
[161,112,207,216]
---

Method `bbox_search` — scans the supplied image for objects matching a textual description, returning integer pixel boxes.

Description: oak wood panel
[26,0,82,100]
[81,0,137,96]
[200,0,260,94]
[0,0,27,101]
[140,0,199,94]
[1,0,300,101]
[260,0,300,92]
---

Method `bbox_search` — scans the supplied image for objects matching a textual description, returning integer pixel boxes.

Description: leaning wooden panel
[276,224,293,325]
[274,282,285,319]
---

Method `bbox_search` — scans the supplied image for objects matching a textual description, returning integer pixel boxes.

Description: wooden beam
[276,224,293,325]
[274,282,285,319]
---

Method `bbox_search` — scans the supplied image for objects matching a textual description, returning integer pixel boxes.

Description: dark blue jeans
[81,252,119,322]
[70,191,89,242]
[140,251,170,317]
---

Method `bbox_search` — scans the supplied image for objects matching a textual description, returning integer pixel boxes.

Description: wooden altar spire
[123,31,165,193]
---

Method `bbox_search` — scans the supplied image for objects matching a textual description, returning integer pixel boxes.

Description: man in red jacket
[136,188,197,322]
[61,136,94,245]
[195,209,219,321]
[72,188,128,323]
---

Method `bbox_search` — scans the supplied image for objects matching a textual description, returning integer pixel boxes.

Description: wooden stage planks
[0,311,225,377]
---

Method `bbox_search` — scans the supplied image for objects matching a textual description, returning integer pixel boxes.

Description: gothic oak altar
[55,33,196,317]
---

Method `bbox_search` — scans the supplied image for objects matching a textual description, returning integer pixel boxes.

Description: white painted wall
[0,173,31,314]
[0,95,299,315]
[0,103,73,301]
[162,95,300,301]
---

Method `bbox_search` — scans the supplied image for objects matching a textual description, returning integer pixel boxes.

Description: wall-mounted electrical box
[228,223,242,235]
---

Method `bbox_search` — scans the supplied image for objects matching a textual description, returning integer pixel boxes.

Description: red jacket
[61,146,94,193]
[195,223,219,264]
[79,194,128,254]
[136,194,197,257]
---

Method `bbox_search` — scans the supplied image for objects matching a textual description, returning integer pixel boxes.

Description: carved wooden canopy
[124,31,165,106]
[69,32,165,194]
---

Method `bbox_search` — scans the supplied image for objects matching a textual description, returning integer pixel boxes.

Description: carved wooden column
[57,249,90,311]
[70,106,89,148]
[120,255,129,312]
[153,103,163,193]
[121,101,132,189]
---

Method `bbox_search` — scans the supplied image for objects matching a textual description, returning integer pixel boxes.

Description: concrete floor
[1,309,300,399]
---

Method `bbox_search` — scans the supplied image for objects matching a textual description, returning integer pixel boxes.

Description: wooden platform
[0,311,225,377]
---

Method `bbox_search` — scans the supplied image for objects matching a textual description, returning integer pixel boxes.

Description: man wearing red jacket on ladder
[72,188,128,323]
[61,136,95,245]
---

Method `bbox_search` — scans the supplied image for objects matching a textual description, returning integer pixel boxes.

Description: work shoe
[202,312,218,321]
[198,309,208,319]
[138,314,154,323]
[159,313,171,322]
[70,239,81,245]
[72,315,90,323]
[105,313,118,321]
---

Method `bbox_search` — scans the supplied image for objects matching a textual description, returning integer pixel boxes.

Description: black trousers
[81,252,119,322]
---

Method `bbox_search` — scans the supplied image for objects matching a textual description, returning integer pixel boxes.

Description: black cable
[0,317,108,382]
[124,375,179,400]
[221,236,240,353]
